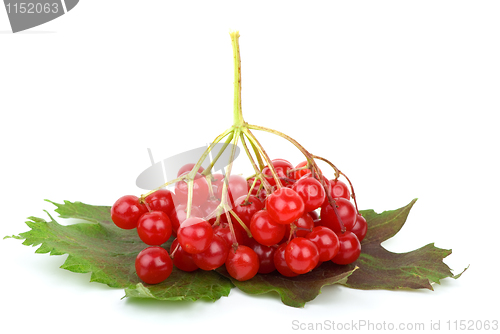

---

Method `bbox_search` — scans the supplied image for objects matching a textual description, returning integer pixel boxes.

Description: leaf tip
[452,265,469,279]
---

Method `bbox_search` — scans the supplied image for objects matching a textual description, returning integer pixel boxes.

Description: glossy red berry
[285,237,320,274]
[192,235,229,270]
[111,195,148,230]
[306,226,340,262]
[215,174,248,206]
[225,245,260,281]
[332,231,361,265]
[232,195,264,226]
[144,189,176,216]
[177,163,204,177]
[262,159,294,187]
[328,179,351,200]
[291,161,311,180]
[351,214,367,242]
[320,198,357,232]
[213,223,244,247]
[285,212,315,238]
[170,239,198,272]
[292,175,326,212]
[175,172,209,206]
[273,243,299,277]
[250,210,286,246]
[199,197,221,223]
[177,217,213,254]
[169,204,203,235]
[247,239,276,274]
[135,246,173,284]
[266,187,305,225]
[137,211,172,246]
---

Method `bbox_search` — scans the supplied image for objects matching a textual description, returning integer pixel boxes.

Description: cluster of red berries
[110,160,367,284]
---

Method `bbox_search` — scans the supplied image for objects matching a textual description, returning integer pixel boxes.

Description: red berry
[111,195,148,230]
[332,231,361,265]
[351,214,368,242]
[177,217,213,254]
[215,174,248,206]
[320,198,357,232]
[285,237,320,274]
[262,159,294,187]
[177,163,204,177]
[273,243,299,277]
[137,211,172,246]
[285,212,315,238]
[328,179,350,200]
[266,187,305,225]
[292,175,326,212]
[213,223,244,247]
[169,204,203,235]
[192,235,229,270]
[291,161,311,180]
[250,210,286,246]
[199,197,221,223]
[232,195,264,226]
[175,172,209,206]
[170,239,198,272]
[247,239,276,274]
[306,226,340,262]
[135,246,173,284]
[144,189,175,216]
[225,245,260,281]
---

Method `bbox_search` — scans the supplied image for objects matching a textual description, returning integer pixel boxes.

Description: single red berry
[169,204,203,235]
[192,235,229,270]
[306,226,340,262]
[291,161,311,180]
[144,189,175,216]
[320,198,357,232]
[225,245,260,281]
[273,243,299,277]
[262,159,294,187]
[177,163,204,177]
[177,217,213,254]
[351,214,367,242]
[328,179,351,201]
[250,210,286,246]
[232,195,264,226]
[209,173,225,197]
[135,246,173,284]
[266,187,305,225]
[332,231,361,265]
[111,195,148,230]
[247,239,276,274]
[285,212,315,238]
[215,174,248,206]
[292,175,326,212]
[137,211,172,246]
[285,237,320,274]
[170,239,198,272]
[175,172,209,206]
[213,222,244,247]
[199,197,221,224]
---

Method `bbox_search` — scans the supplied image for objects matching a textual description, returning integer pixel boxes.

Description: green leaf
[7,199,462,307]
[342,198,463,290]
[217,262,357,308]
[8,200,233,302]
[214,199,462,307]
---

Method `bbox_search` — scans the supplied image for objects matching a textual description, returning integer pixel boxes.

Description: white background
[1,1,499,333]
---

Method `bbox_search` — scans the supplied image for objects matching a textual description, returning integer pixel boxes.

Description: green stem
[242,128,282,188]
[230,31,244,127]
